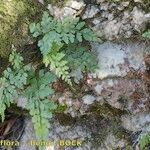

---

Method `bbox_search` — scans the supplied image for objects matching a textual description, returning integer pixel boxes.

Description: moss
[0,0,41,58]
[89,103,127,118]
[45,0,68,7]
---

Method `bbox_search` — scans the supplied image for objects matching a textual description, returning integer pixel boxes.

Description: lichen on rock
[0,0,41,58]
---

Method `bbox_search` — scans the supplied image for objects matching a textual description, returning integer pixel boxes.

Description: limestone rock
[48,0,85,19]
[66,0,85,10]
[82,95,96,105]
[82,1,150,40]
[82,5,99,19]
[19,118,36,150]
[121,113,150,132]
[91,41,147,79]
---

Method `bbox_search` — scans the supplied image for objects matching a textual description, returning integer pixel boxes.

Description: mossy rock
[45,0,68,7]
[0,0,41,58]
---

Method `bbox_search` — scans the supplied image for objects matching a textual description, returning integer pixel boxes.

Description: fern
[139,132,150,150]
[9,46,24,70]
[64,44,98,73]
[30,11,97,85]
[30,12,96,55]
[142,30,150,39]
[0,48,29,122]
[24,70,57,140]
[0,48,58,150]
[43,52,72,85]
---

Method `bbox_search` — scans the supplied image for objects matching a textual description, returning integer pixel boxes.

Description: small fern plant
[24,69,57,141]
[0,47,29,122]
[142,30,150,39]
[63,43,98,73]
[0,48,57,148]
[139,131,150,150]
[29,11,97,85]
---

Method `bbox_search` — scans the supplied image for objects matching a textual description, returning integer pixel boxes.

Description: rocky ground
[18,39,150,150]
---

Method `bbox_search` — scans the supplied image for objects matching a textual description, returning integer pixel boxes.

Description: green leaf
[76,32,82,42]
[76,22,85,30]
[142,30,150,39]
[29,23,41,37]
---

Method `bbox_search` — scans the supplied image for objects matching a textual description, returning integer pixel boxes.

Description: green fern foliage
[30,12,96,55]
[30,11,97,85]
[64,44,98,73]
[142,30,150,39]
[139,132,150,150]
[0,48,58,145]
[0,48,29,122]
[42,43,72,85]
[43,52,72,85]
[25,70,57,140]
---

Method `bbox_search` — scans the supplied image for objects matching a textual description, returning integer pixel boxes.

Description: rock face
[45,0,150,40]
[18,39,150,150]
[2,0,149,150]
[19,119,36,150]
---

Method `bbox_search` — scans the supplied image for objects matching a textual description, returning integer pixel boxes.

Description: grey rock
[131,7,147,31]
[19,119,36,150]
[91,41,147,79]
[82,95,96,105]
[66,0,85,10]
[134,0,142,2]
[95,84,103,95]
[47,1,85,19]
[17,97,27,109]
[70,69,83,84]
[38,0,44,5]
[100,133,126,149]
[97,0,105,4]
[121,113,150,132]
[122,1,130,7]
[91,42,126,79]
[63,7,77,17]
[82,5,99,19]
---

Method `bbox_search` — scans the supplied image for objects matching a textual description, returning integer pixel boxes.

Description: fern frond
[25,70,57,140]
[139,132,150,150]
[9,46,24,70]
[30,11,97,85]
[0,49,29,122]
[64,45,98,73]
[142,30,150,39]
[43,52,72,85]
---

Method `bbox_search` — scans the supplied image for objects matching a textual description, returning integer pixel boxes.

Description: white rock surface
[82,95,96,105]
[91,41,146,79]
[121,113,150,132]
[91,42,127,79]
[19,119,36,150]
[82,5,99,19]
[66,0,85,10]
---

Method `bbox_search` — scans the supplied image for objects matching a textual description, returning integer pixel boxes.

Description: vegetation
[0,48,57,146]
[25,70,57,141]
[139,131,150,150]
[29,11,97,85]
[142,30,150,39]
[0,11,98,150]
[0,47,30,122]
[139,29,150,150]
[0,0,41,58]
